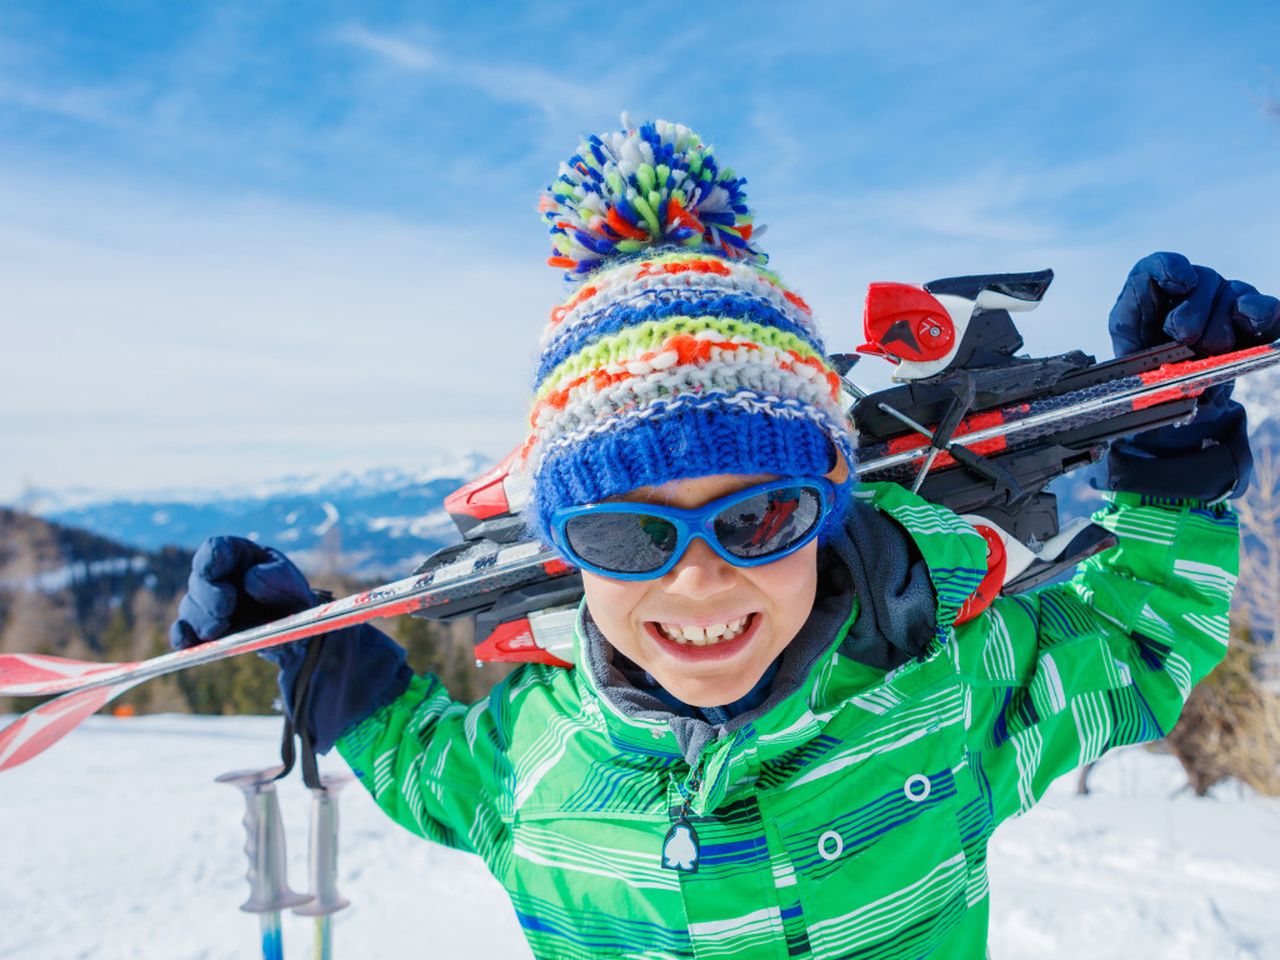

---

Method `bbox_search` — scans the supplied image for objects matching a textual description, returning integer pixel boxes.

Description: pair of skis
[3,268,1277,774]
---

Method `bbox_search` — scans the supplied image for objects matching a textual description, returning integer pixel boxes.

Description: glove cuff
[1105,392,1252,499]
[276,625,414,754]
[1105,439,1241,500]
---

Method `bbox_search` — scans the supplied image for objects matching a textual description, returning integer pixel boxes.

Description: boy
[173,120,1279,958]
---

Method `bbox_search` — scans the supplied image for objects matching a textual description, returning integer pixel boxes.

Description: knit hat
[521,118,855,545]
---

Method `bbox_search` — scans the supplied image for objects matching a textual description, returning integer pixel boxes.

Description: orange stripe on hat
[529,334,839,427]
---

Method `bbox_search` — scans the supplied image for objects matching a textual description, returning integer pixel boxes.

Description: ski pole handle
[216,766,314,915]
[294,773,353,918]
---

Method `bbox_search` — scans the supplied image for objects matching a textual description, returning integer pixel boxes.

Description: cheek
[752,544,819,637]
[580,574,648,650]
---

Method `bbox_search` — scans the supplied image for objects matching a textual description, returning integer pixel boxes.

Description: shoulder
[483,661,588,734]
[853,482,991,629]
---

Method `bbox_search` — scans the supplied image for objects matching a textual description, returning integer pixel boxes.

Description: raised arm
[961,492,1237,824]
[958,253,1276,824]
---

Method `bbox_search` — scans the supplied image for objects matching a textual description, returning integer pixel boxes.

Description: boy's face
[579,473,819,708]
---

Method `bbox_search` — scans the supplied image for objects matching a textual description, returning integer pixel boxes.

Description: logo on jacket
[662,820,700,873]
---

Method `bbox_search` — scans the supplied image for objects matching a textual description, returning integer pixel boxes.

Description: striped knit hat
[522,118,855,545]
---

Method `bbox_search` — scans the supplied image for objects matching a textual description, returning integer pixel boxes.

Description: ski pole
[294,772,354,960]
[216,765,314,960]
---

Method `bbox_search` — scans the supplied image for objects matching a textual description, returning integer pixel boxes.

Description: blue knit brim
[529,403,853,547]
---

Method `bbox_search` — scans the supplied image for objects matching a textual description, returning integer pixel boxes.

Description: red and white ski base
[0,653,142,698]
[0,681,139,772]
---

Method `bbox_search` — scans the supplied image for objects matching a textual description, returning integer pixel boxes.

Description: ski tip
[0,652,130,698]
[0,683,122,773]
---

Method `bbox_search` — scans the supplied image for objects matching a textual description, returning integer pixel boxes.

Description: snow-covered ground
[1,715,1277,960]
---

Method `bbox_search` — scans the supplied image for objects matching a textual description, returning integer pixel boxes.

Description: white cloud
[0,77,141,130]
[332,23,620,120]
[335,24,438,71]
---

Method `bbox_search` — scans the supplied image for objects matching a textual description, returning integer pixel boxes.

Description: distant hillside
[0,507,510,717]
[0,507,191,659]
[21,455,494,580]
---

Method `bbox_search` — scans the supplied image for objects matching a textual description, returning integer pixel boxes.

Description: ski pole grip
[294,773,354,917]
[216,766,314,914]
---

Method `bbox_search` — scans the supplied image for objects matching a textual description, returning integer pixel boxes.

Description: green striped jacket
[337,484,1238,959]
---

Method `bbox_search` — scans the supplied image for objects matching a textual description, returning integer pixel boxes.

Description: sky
[2,0,1279,501]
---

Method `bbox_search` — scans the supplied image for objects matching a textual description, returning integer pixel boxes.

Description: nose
[663,536,737,599]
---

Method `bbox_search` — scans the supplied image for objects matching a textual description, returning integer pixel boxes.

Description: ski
[855,343,1279,476]
[0,542,559,701]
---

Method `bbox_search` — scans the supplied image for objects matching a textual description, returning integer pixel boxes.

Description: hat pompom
[541,117,766,281]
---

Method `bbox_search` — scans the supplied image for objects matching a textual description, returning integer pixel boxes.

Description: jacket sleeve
[334,672,515,874]
[958,492,1239,826]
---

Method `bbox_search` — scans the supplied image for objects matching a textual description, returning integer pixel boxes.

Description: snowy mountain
[16,453,496,580]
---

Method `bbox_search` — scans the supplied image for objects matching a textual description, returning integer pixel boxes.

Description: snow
[364,512,457,541]
[987,755,1280,959]
[0,555,150,594]
[1237,369,1280,431]
[0,715,523,960]
[1,715,1277,959]
[311,501,340,537]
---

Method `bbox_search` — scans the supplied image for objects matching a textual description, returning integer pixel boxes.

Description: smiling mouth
[648,613,758,648]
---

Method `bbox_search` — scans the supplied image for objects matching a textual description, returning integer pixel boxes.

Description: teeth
[657,615,752,646]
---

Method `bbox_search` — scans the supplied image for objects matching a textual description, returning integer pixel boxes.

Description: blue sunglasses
[550,477,835,581]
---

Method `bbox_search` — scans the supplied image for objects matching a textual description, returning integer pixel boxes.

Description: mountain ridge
[15,453,497,580]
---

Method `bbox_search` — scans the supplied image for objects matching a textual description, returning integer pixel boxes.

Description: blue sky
[2,1,1278,500]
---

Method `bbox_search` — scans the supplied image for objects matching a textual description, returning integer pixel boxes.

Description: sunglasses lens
[714,485,824,560]
[562,512,680,575]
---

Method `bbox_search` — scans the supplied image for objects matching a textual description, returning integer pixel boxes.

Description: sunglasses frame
[549,476,836,581]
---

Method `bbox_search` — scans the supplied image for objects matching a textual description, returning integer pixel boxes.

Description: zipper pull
[662,815,700,873]
[661,762,703,873]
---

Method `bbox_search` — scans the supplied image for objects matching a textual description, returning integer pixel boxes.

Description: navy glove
[1105,252,1280,499]
[170,536,315,652]
[170,536,411,753]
